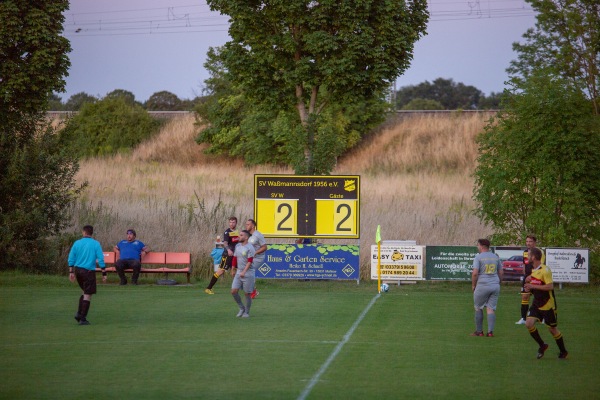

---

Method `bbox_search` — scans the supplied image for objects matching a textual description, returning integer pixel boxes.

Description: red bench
[97,251,192,283]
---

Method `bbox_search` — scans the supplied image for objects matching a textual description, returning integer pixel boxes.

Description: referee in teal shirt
[68,225,106,325]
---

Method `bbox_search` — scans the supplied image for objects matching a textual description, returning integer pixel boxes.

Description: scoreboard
[254,175,360,239]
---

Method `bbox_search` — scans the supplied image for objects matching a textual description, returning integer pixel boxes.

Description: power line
[62,1,535,38]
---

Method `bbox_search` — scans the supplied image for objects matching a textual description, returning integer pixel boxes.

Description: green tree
[1,1,85,269]
[395,78,484,109]
[473,74,600,248]
[478,91,504,110]
[401,98,444,110]
[204,0,428,174]
[145,91,183,111]
[507,0,600,114]
[59,97,162,158]
[48,93,64,111]
[64,92,97,111]
[196,46,386,170]
[105,89,137,105]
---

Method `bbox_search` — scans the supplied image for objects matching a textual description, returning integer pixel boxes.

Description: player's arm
[223,232,233,256]
[96,243,107,283]
[497,260,504,281]
[256,244,267,255]
[471,268,479,291]
[525,282,553,292]
[240,257,253,277]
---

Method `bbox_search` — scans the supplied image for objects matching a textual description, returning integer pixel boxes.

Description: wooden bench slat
[98,251,191,283]
[141,252,166,264]
[165,252,191,264]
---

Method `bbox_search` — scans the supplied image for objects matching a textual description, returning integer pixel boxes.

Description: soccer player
[246,219,267,299]
[524,247,568,359]
[68,225,106,325]
[471,238,503,337]
[516,235,544,324]
[205,217,239,294]
[231,230,255,317]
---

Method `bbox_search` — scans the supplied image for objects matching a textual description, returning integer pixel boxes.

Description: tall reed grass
[68,113,492,280]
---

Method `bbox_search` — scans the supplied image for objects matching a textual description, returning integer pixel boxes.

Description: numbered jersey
[473,251,502,286]
[530,264,556,310]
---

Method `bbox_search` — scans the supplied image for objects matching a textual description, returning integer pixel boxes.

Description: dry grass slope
[69,112,492,280]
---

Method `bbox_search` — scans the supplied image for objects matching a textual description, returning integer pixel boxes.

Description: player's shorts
[528,306,558,327]
[75,267,97,295]
[219,255,232,271]
[232,272,255,293]
[473,284,500,310]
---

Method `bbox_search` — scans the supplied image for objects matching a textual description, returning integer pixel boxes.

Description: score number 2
[255,199,298,235]
[276,203,293,231]
[315,200,357,236]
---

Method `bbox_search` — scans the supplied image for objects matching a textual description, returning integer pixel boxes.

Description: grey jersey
[473,251,502,286]
[234,242,255,273]
[248,230,266,263]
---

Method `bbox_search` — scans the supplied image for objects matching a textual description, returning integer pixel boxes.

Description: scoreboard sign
[254,175,360,238]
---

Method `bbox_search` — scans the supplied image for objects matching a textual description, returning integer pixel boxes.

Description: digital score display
[254,175,360,239]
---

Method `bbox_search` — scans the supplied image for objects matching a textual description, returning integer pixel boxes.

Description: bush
[59,97,163,158]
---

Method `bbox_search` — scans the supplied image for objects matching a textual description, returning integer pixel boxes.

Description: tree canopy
[145,91,183,111]
[1,1,85,270]
[202,0,429,173]
[474,74,600,248]
[395,77,494,110]
[507,0,599,114]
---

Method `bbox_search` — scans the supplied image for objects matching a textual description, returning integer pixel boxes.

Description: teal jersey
[68,237,105,271]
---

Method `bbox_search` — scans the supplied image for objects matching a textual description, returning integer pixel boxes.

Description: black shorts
[528,306,558,327]
[75,268,97,295]
[219,255,233,271]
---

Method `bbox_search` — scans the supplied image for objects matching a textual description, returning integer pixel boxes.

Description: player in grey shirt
[246,219,267,298]
[231,230,255,318]
[471,238,503,337]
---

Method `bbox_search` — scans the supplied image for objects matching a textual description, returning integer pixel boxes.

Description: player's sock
[487,312,496,332]
[78,295,84,315]
[475,309,483,333]
[81,300,91,319]
[232,292,244,309]
[207,274,219,290]
[528,326,544,346]
[553,332,567,353]
[245,296,252,314]
[520,303,528,320]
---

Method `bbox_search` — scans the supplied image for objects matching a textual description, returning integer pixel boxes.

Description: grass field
[1,273,599,399]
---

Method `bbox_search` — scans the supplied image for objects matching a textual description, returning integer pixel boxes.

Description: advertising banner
[256,244,359,280]
[370,244,425,281]
[545,248,589,283]
[425,246,478,281]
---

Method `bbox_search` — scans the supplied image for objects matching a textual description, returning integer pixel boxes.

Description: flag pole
[376,225,381,293]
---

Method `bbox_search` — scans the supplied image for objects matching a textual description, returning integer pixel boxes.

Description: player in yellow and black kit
[516,235,545,324]
[205,217,239,294]
[523,247,568,359]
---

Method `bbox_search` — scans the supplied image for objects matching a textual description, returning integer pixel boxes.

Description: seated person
[114,229,149,285]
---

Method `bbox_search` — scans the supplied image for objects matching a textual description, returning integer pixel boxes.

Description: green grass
[1,272,599,399]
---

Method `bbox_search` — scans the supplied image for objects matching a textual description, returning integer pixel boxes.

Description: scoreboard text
[254,175,360,238]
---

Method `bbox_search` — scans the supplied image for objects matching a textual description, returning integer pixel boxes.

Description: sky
[61,0,537,102]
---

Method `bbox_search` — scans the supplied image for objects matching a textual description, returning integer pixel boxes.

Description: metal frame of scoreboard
[254,175,360,239]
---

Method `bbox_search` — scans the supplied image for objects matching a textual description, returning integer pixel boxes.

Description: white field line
[297,293,381,400]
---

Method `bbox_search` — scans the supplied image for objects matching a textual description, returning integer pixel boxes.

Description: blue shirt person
[113,228,149,285]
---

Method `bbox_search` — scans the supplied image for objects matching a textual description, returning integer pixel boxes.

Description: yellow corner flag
[376,225,382,293]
